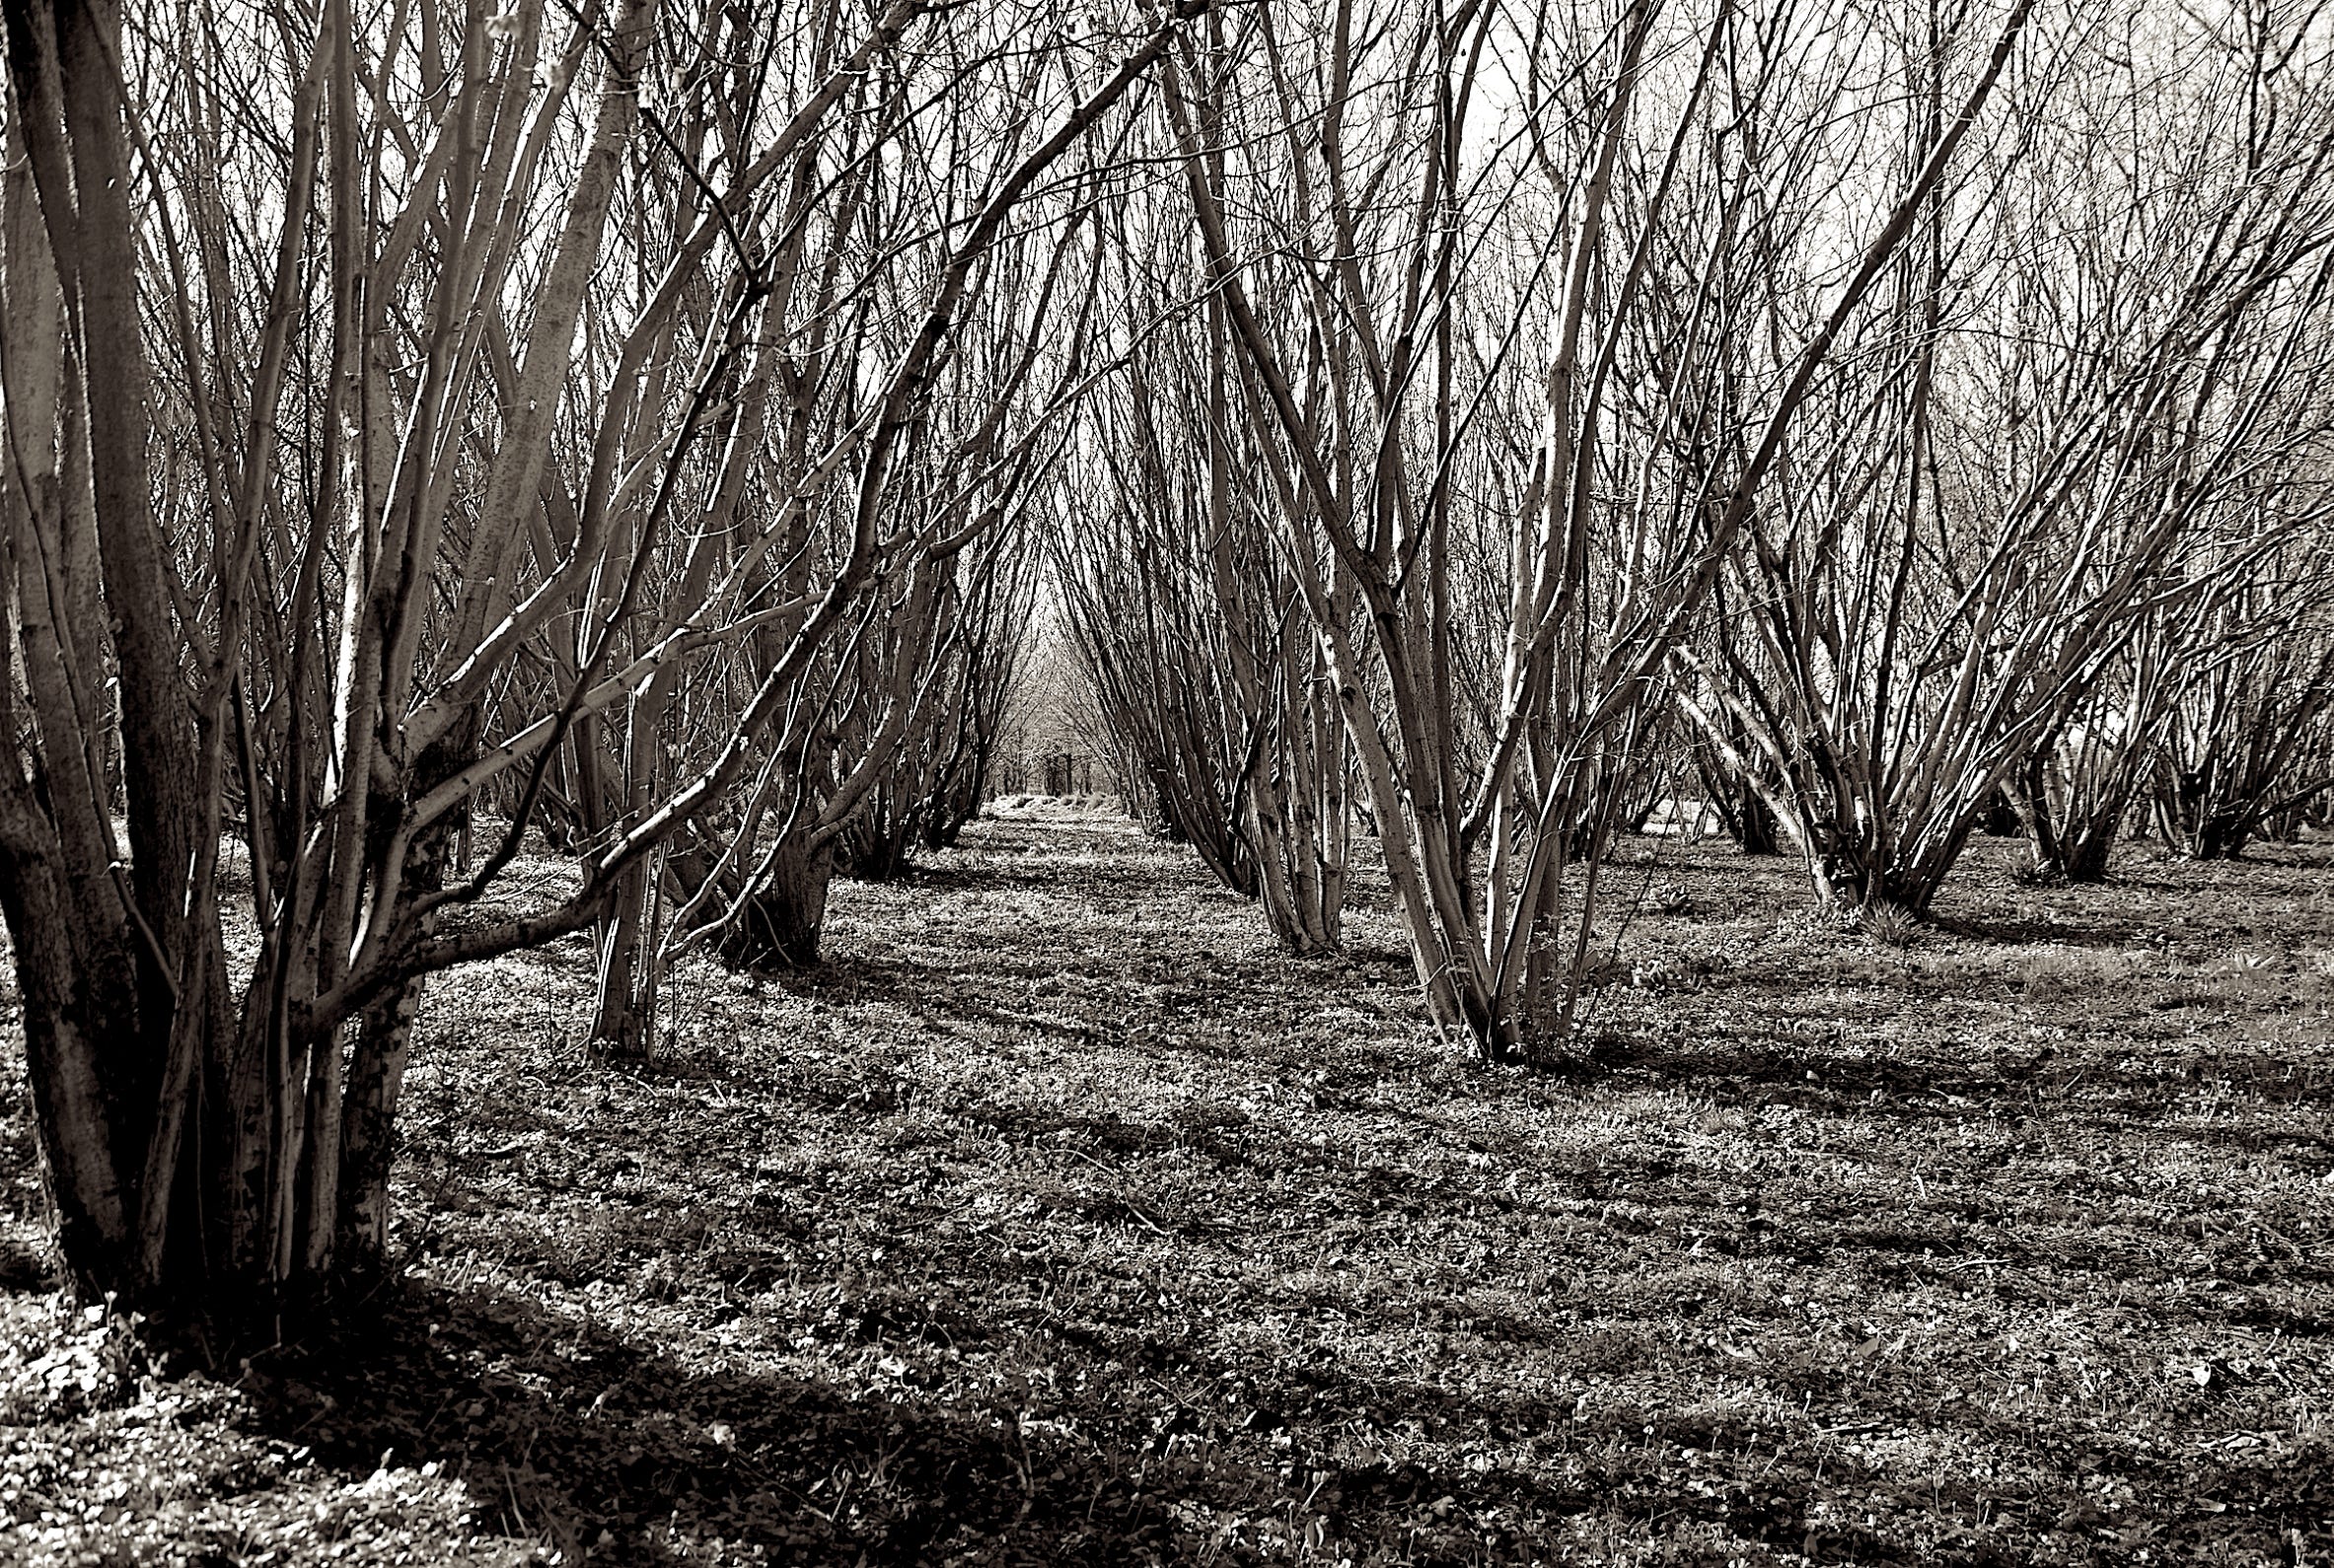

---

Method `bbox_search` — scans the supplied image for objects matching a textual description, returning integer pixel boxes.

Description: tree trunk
[335,982,421,1287]
[716,837,836,969]
[590,861,656,1056]
[1735,789,1780,856]
[2058,823,2117,882]
[1981,789,2023,837]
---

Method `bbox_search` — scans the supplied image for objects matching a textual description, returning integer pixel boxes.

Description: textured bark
[716,838,836,969]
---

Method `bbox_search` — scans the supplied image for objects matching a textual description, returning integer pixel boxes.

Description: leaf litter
[1,799,2331,1565]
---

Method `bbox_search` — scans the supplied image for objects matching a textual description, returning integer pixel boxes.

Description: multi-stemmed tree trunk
[1057,459,1264,895]
[838,535,1034,879]
[1154,0,2032,1056]
[0,0,1205,1344]
[662,208,1112,976]
[916,587,1024,854]
[1688,692,1783,856]
[1673,0,2334,915]
[682,555,962,968]
[2017,596,2220,882]
[1192,291,1354,955]
[2019,690,2159,883]
[2153,589,2334,860]
[571,13,1191,1035]
[1061,217,1352,952]
[0,0,744,1331]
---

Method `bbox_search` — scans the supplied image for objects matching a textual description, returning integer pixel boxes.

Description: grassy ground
[4,799,2333,1566]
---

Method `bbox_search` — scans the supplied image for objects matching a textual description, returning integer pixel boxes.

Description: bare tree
[1058,203,1356,949]
[2150,535,2334,859]
[1055,448,1266,891]
[660,193,1110,974]
[2019,521,2334,879]
[0,0,1203,1341]
[836,530,1036,879]
[1152,0,2032,1056]
[1674,0,2334,913]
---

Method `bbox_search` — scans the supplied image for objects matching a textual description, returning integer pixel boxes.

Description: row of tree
[3,0,2331,1346]
[1063,0,2334,1036]
[0,0,1167,1342]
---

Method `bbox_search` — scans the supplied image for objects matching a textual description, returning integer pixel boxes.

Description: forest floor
[3,801,2333,1566]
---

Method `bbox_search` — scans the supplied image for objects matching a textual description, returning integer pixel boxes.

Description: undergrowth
[2,802,2330,1565]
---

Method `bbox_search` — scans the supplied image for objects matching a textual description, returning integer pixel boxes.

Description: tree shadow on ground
[1926,912,2149,949]
[1564,1027,2334,1126]
[235,1273,1758,1567]
[215,1277,1927,1566]
[221,1264,2334,1568]
[241,1276,1188,1566]
[839,861,994,895]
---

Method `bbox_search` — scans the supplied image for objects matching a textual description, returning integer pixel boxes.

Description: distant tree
[1673,0,2334,912]
[1058,202,1354,949]
[2151,540,2334,860]
[837,532,1035,879]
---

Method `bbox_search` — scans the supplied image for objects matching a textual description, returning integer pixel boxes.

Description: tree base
[711,841,835,971]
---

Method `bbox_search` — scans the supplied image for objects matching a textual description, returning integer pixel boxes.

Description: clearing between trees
[3,801,2331,1566]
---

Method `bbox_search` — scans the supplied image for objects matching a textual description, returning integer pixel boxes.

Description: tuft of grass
[1858,898,1919,948]
[2010,850,2061,887]
[2210,948,2279,973]
[2018,943,2152,1001]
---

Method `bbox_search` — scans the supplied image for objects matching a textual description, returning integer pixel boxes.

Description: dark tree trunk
[2059,825,2117,882]
[1735,788,1780,856]
[589,861,657,1056]
[1691,742,1779,855]
[2155,764,2259,860]
[839,806,919,882]
[1981,789,2022,836]
[716,837,836,969]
